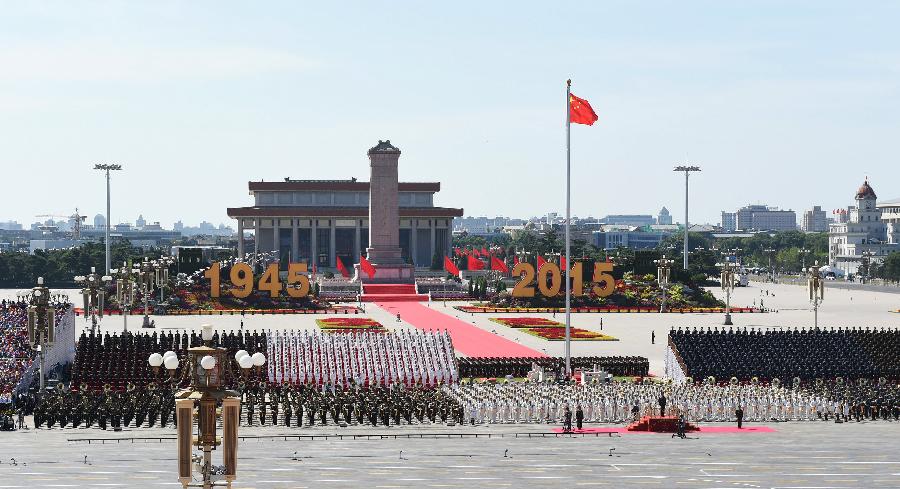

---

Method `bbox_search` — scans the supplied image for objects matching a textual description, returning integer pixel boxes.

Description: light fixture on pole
[150,323,266,489]
[93,164,122,275]
[654,255,673,313]
[673,165,700,271]
[134,257,159,329]
[111,261,136,332]
[807,260,825,328]
[721,255,736,325]
[798,248,811,273]
[23,277,58,391]
[763,248,777,283]
[74,267,112,335]
[860,250,875,284]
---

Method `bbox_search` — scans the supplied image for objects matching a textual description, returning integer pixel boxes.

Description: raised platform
[361,283,428,302]
[626,416,699,433]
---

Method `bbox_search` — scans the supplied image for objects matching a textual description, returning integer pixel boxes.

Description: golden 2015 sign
[511,262,615,298]
[204,262,310,298]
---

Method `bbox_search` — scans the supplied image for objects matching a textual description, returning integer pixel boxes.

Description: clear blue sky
[1,1,898,228]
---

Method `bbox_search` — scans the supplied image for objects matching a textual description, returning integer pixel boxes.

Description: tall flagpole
[565,79,572,377]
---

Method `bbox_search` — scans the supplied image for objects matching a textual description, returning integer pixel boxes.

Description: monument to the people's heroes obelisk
[358,140,415,283]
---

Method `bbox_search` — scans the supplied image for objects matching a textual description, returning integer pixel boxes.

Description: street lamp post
[673,165,700,271]
[22,277,61,391]
[74,267,112,335]
[721,256,736,325]
[807,261,825,328]
[798,248,811,274]
[111,261,136,332]
[93,164,122,275]
[654,255,673,313]
[860,250,874,284]
[135,257,159,329]
[151,324,266,489]
[764,248,777,283]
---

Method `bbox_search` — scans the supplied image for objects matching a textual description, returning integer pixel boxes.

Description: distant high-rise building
[721,212,737,232]
[734,204,796,231]
[135,214,146,228]
[174,220,184,231]
[598,215,655,227]
[94,214,106,229]
[802,206,828,232]
[657,207,672,225]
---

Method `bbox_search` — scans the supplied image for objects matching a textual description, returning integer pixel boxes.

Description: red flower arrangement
[523,327,616,341]
[316,317,385,332]
[489,317,562,328]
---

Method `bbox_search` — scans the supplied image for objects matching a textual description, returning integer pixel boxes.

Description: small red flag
[473,248,481,257]
[537,255,547,270]
[560,255,567,270]
[467,254,485,270]
[359,255,376,279]
[491,256,508,273]
[481,247,489,256]
[569,93,598,126]
[513,256,520,266]
[335,256,350,279]
[444,256,460,276]
[453,247,461,256]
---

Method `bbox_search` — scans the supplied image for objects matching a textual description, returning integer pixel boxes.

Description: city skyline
[1,3,899,227]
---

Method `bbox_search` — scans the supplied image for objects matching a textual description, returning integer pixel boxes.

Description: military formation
[457,356,649,379]
[446,378,900,424]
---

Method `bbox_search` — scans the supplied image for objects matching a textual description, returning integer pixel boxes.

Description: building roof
[876,197,900,207]
[247,181,441,192]
[855,178,877,200]
[226,206,464,218]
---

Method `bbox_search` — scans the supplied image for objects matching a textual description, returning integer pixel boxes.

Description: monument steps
[361,284,428,302]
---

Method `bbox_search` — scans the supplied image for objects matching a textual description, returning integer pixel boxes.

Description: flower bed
[460,305,761,314]
[522,327,617,341]
[489,317,563,328]
[316,317,386,332]
[488,317,616,341]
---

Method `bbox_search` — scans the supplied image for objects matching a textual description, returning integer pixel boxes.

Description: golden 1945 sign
[203,261,615,299]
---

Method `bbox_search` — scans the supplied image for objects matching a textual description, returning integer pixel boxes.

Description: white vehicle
[736,268,749,287]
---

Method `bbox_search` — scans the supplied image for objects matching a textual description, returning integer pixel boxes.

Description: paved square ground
[2,422,900,488]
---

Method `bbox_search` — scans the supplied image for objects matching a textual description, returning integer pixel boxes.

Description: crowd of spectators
[1,301,31,400]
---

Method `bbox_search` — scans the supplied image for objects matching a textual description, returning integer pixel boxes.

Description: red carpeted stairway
[626,416,699,433]
[360,283,429,302]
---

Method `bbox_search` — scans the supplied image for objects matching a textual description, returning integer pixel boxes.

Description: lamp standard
[93,164,122,274]
[135,257,159,328]
[74,267,112,335]
[149,324,266,489]
[654,255,673,313]
[22,277,62,391]
[798,248,811,274]
[860,250,875,284]
[807,261,825,328]
[153,255,175,303]
[721,256,736,325]
[111,261,136,332]
[673,165,700,271]
[763,248,777,283]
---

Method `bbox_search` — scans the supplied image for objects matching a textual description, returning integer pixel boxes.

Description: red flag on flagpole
[537,255,547,270]
[335,256,351,279]
[491,256,508,273]
[569,93,599,125]
[444,256,460,276]
[560,255,567,270]
[359,255,376,279]
[481,247,489,256]
[467,254,485,270]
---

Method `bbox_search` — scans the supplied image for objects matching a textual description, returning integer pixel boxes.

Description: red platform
[361,283,428,302]
[626,416,699,433]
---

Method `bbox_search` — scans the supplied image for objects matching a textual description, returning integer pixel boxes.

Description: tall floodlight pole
[94,164,123,274]
[673,166,700,271]
[721,256,735,325]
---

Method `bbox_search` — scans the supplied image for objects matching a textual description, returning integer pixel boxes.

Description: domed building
[828,178,900,278]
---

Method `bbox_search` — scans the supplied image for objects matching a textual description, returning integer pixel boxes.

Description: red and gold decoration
[489,317,616,341]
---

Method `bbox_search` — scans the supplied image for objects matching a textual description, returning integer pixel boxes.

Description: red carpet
[376,302,546,358]
[552,425,776,434]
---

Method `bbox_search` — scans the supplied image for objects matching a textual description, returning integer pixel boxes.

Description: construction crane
[35,208,87,239]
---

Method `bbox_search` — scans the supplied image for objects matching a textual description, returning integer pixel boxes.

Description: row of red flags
[443,254,572,276]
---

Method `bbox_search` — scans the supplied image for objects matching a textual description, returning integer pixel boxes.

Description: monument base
[354,263,416,284]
